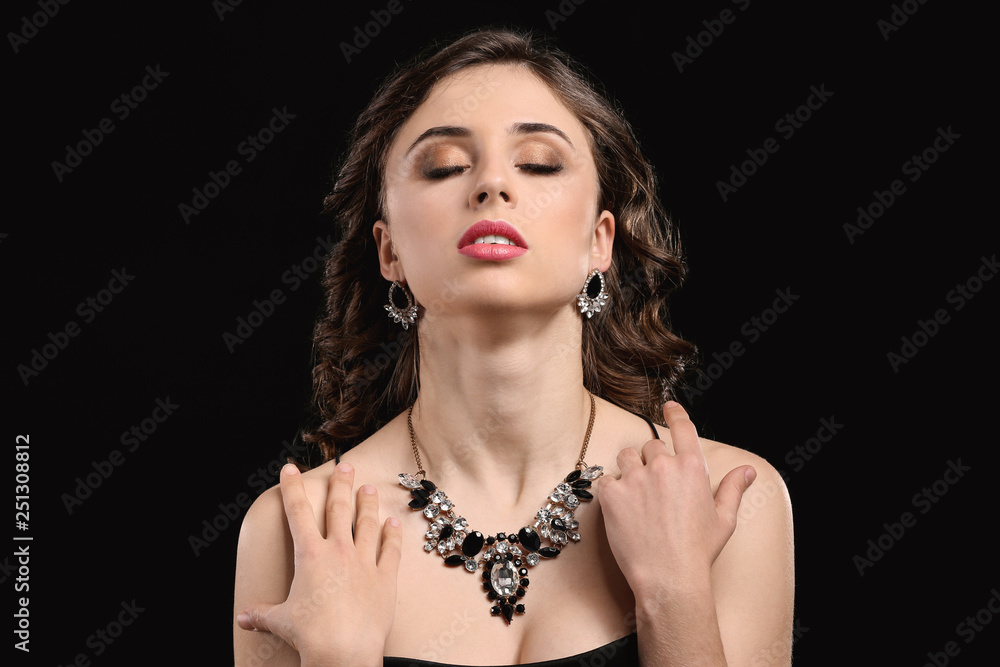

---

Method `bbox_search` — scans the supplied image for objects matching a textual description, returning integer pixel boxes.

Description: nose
[469,155,516,209]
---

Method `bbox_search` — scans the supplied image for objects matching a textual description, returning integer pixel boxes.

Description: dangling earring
[385,281,419,329]
[577,269,610,319]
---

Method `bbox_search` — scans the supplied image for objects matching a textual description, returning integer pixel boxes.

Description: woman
[233,28,794,666]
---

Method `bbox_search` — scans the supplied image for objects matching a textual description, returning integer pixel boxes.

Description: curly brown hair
[301,27,697,464]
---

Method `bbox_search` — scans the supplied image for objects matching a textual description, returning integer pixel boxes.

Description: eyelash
[423,163,563,180]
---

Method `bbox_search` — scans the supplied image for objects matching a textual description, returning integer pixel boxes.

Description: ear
[591,209,615,272]
[373,220,405,282]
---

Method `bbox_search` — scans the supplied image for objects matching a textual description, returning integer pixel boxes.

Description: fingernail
[745,467,757,486]
[283,463,300,475]
[361,484,376,495]
[237,612,252,628]
[388,516,400,527]
[664,400,679,408]
[337,461,353,474]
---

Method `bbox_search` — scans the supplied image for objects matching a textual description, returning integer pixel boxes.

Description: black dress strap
[639,413,659,439]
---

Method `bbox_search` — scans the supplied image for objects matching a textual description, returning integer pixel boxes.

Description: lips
[457,220,528,261]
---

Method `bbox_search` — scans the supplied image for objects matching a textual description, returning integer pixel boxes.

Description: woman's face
[375,64,614,323]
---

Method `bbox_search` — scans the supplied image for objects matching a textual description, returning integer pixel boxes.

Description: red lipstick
[457,220,528,261]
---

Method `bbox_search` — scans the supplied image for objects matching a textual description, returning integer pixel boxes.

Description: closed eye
[424,165,469,179]
[517,163,563,174]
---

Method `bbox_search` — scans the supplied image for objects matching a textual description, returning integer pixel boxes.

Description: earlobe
[593,210,615,272]
[373,220,404,282]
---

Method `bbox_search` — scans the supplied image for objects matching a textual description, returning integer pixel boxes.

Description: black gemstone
[513,559,522,567]
[408,497,429,510]
[463,531,485,558]
[551,518,566,531]
[575,488,594,500]
[504,553,513,561]
[508,595,518,605]
[483,582,492,592]
[515,604,525,614]
[491,606,501,616]
[518,568,528,577]
[518,527,541,552]
[444,555,466,566]
[410,487,431,500]
[494,554,502,562]
[482,570,491,581]
[538,546,560,559]
[516,587,526,597]
[501,604,514,624]
[420,479,436,492]
[520,578,529,587]
[487,590,498,600]
[508,533,519,544]
[571,479,592,489]
[486,535,496,545]
[565,469,582,483]
[497,532,507,542]
[439,524,454,540]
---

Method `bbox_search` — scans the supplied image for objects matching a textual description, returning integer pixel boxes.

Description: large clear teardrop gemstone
[490,560,518,597]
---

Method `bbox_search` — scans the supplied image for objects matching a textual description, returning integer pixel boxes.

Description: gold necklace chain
[406,391,597,478]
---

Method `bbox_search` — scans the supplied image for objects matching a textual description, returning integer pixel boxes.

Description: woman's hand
[600,401,756,602]
[236,462,402,666]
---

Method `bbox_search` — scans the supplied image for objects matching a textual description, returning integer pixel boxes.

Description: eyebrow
[405,122,574,156]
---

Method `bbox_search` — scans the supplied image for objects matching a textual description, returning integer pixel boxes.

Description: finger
[237,604,277,633]
[278,464,320,550]
[377,516,403,580]
[662,401,701,457]
[615,445,644,476]
[715,465,756,529]
[640,437,671,464]
[352,484,383,555]
[326,461,356,544]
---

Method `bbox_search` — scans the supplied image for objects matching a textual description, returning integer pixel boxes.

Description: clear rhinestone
[423,504,440,519]
[564,494,580,509]
[581,465,604,480]
[510,545,522,557]
[431,491,447,504]
[562,511,575,523]
[455,530,466,545]
[490,560,518,597]
[496,540,509,554]
[483,547,496,560]
[539,523,550,538]
[556,483,572,495]
[398,473,423,489]
[439,499,454,511]
[437,537,455,555]
[549,492,565,503]
[566,520,579,530]
[424,529,436,540]
[427,523,442,536]
[569,532,581,542]
[551,530,568,545]
[452,517,468,531]
[536,508,552,522]
[525,553,540,566]
[464,559,478,573]
[551,506,565,516]
[424,539,438,552]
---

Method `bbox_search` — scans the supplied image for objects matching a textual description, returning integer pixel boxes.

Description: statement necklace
[398,393,604,625]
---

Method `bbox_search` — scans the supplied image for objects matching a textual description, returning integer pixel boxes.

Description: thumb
[715,465,756,527]
[237,604,278,633]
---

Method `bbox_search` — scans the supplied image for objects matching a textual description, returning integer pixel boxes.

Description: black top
[376,412,658,666]
[383,632,639,666]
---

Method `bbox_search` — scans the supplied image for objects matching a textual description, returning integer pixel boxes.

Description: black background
[5,0,996,665]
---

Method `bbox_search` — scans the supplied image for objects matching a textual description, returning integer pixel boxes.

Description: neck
[408,309,593,507]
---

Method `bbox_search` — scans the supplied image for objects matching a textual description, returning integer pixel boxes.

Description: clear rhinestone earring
[385,281,419,329]
[577,269,609,319]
